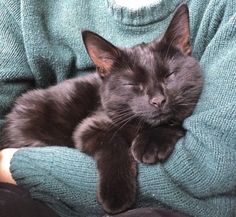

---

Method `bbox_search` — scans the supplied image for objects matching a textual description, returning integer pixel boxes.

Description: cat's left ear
[162,4,192,56]
[82,30,120,78]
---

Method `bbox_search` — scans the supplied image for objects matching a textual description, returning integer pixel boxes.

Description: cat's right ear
[161,4,192,56]
[82,31,120,78]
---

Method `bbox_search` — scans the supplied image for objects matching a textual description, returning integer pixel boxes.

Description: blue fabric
[0,0,235,216]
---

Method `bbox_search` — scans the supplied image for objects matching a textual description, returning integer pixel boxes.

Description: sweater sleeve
[0,2,35,136]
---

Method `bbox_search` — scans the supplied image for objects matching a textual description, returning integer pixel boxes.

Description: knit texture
[0,0,236,216]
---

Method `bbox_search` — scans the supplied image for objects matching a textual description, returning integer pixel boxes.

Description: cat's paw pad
[131,134,174,164]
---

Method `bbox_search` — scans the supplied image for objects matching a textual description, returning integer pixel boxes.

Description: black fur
[1,4,202,214]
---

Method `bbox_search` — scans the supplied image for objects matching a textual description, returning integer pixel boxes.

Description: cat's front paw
[131,130,175,164]
[98,177,136,214]
[97,151,137,214]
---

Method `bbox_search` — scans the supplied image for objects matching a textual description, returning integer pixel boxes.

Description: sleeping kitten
[2,4,202,214]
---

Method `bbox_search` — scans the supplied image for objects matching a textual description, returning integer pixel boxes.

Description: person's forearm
[0,148,18,184]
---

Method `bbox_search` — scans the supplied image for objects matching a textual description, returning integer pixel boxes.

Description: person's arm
[9,147,101,217]
[0,148,17,184]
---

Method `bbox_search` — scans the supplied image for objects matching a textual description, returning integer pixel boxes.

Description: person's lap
[0,182,60,217]
[0,182,190,217]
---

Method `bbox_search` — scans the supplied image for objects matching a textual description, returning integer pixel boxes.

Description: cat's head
[82,4,202,127]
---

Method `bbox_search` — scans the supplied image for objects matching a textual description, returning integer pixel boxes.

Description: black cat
[2,4,202,214]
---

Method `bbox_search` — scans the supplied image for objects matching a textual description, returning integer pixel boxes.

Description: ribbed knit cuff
[10,147,103,217]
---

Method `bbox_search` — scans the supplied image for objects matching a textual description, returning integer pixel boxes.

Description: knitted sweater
[0,0,236,216]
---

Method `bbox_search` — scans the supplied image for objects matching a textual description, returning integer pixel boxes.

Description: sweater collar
[106,0,184,26]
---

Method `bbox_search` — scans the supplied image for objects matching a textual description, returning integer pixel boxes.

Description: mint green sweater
[1,0,236,217]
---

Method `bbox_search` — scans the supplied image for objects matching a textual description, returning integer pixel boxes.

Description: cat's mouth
[140,112,172,127]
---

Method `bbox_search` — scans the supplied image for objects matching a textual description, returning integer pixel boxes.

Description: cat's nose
[149,96,166,108]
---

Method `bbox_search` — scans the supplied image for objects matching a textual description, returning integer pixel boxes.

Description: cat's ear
[162,4,192,56]
[82,30,120,78]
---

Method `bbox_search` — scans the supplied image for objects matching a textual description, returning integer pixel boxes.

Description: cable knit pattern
[0,0,235,216]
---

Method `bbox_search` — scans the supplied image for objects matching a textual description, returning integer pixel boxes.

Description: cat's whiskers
[106,110,133,130]
[113,108,132,114]
[111,113,133,127]
[110,108,133,122]
[115,114,136,129]
[111,111,131,122]
[108,114,137,144]
[173,102,197,107]
[177,103,197,106]
[135,118,144,135]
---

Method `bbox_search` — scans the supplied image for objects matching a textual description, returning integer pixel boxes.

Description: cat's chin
[143,114,172,127]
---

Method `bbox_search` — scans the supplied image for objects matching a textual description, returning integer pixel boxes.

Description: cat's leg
[131,126,185,164]
[73,112,137,214]
[73,111,113,156]
[96,142,137,214]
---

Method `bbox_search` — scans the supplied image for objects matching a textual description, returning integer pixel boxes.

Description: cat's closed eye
[123,83,144,91]
[123,82,139,86]
[165,71,176,78]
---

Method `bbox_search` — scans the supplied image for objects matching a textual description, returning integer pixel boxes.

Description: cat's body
[1,4,203,214]
[2,74,101,147]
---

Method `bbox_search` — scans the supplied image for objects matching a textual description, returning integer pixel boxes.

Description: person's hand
[0,148,18,184]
